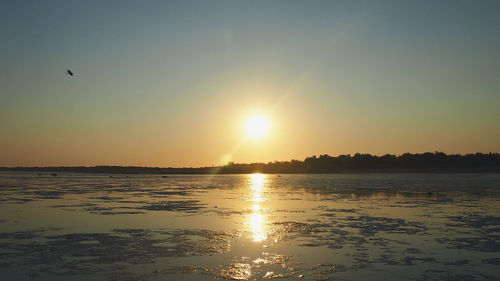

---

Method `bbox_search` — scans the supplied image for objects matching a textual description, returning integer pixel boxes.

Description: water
[0,172,499,281]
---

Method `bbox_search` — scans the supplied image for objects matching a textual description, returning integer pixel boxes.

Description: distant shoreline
[2,152,500,174]
[1,168,500,175]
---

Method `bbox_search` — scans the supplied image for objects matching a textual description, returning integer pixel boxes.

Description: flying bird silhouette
[66,69,74,77]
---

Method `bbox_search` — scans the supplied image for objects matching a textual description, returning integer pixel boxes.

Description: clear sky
[1,0,499,167]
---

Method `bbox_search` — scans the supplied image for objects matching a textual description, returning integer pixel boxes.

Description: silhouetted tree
[2,152,499,174]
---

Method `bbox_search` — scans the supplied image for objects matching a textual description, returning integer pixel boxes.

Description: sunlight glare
[250,173,265,189]
[246,116,269,139]
[249,212,266,242]
[246,174,268,242]
[249,174,265,202]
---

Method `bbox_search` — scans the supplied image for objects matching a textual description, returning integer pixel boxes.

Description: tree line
[1,152,500,174]
[219,152,500,173]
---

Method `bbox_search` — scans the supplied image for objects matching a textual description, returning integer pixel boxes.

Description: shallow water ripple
[0,172,499,281]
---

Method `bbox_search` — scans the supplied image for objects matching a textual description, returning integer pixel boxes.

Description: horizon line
[1,151,499,169]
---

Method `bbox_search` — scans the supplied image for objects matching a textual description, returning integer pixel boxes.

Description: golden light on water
[250,173,265,191]
[247,174,268,242]
[248,211,266,242]
[249,173,265,202]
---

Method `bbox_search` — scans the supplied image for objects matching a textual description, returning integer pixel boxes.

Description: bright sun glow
[246,115,269,139]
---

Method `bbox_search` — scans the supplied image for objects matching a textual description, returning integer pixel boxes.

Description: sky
[1,0,499,167]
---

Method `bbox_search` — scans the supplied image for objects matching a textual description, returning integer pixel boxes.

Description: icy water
[0,172,499,281]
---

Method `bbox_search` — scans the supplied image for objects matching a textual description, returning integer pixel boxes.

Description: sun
[246,115,269,139]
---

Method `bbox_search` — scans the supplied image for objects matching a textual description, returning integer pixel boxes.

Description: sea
[0,172,499,281]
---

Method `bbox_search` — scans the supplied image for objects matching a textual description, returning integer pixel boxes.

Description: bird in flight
[66,69,74,77]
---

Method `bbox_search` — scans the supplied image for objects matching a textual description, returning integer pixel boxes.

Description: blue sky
[1,0,499,166]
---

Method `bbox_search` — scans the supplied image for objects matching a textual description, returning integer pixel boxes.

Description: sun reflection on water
[249,212,266,242]
[249,174,265,202]
[247,174,268,242]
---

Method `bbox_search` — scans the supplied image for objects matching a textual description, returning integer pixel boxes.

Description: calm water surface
[0,172,499,281]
